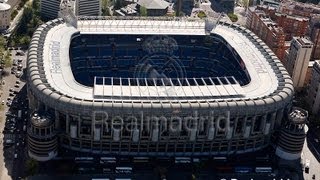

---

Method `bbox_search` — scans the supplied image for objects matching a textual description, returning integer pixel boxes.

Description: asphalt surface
[302,127,320,180]
[0,48,28,180]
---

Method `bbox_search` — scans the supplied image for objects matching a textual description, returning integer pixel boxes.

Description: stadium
[26,17,294,161]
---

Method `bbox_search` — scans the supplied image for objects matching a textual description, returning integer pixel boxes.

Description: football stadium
[27,17,294,161]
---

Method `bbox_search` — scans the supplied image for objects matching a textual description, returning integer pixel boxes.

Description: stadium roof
[0,2,10,11]
[77,18,206,35]
[40,19,276,99]
[28,18,293,110]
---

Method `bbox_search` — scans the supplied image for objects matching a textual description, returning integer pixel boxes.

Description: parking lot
[0,47,28,180]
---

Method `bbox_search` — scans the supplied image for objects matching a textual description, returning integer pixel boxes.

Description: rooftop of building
[294,36,313,46]
[31,113,54,127]
[0,2,10,11]
[274,12,309,22]
[288,107,308,124]
[280,1,320,12]
[136,0,170,10]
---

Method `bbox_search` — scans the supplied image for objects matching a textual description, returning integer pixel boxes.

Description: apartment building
[247,6,286,61]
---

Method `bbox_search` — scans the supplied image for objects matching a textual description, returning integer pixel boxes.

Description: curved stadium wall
[26,18,294,161]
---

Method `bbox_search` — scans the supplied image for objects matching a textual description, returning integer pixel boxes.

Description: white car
[306,159,310,167]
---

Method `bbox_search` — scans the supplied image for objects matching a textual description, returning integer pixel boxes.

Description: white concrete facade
[0,2,10,30]
[286,37,313,89]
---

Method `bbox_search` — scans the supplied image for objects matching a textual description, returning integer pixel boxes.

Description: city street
[303,127,320,180]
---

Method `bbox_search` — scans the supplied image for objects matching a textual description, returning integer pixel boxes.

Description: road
[6,0,34,36]
[303,127,320,180]
[0,48,28,180]
[7,6,24,34]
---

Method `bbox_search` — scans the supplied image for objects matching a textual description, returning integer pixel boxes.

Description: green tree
[16,6,33,35]
[114,0,124,9]
[11,10,18,20]
[227,13,238,22]
[19,36,31,47]
[139,6,147,16]
[0,35,6,51]
[101,0,111,16]
[3,50,11,68]
[197,11,207,19]
[12,0,42,46]
[25,159,39,176]
[242,0,249,11]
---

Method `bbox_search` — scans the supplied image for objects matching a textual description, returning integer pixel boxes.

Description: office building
[246,6,286,61]
[310,15,320,60]
[76,0,100,16]
[285,37,313,89]
[40,0,61,20]
[307,60,320,114]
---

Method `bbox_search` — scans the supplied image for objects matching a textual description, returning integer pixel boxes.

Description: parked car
[16,51,24,56]
[17,63,23,69]
[15,71,22,78]
[11,67,17,74]
[6,100,12,106]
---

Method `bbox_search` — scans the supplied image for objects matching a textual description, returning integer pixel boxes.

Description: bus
[255,167,272,173]
[234,166,253,173]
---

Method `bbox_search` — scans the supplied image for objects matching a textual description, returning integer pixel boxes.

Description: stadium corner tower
[26,17,293,161]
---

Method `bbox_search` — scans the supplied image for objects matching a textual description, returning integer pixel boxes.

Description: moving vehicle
[255,167,272,173]
[115,167,132,174]
[175,157,191,164]
[305,159,310,174]
[100,157,116,164]
[234,166,253,173]
[4,139,14,147]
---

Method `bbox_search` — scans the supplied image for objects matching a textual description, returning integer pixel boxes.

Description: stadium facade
[27,17,294,161]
